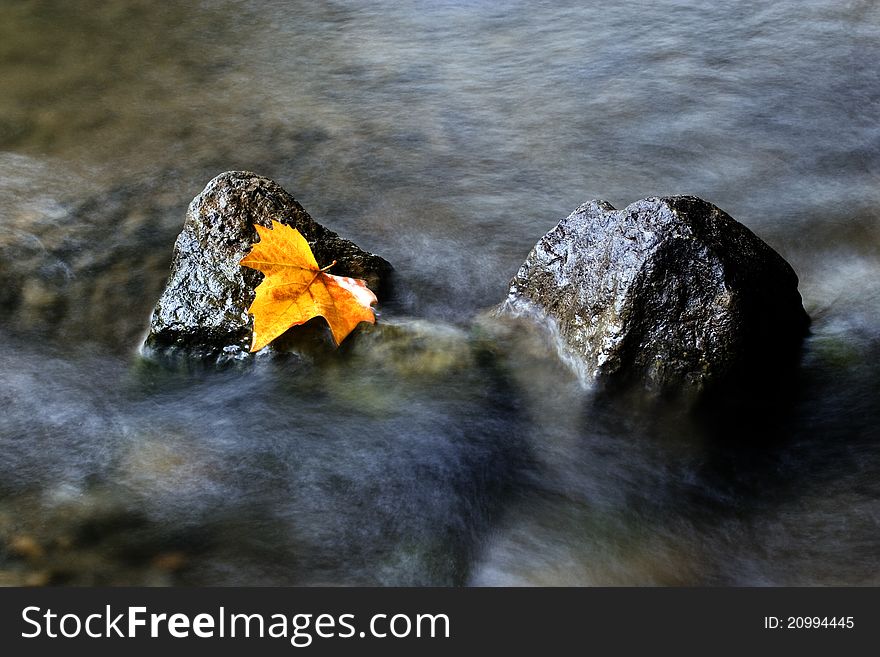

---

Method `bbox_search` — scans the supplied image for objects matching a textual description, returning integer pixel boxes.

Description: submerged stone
[142,171,393,361]
[500,196,810,392]
[0,169,187,351]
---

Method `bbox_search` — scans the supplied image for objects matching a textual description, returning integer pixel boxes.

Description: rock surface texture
[143,171,392,360]
[500,196,810,391]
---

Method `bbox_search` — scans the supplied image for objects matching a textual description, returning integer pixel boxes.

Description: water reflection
[1,0,878,584]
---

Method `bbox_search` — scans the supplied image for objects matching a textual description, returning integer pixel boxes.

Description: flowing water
[1,0,878,585]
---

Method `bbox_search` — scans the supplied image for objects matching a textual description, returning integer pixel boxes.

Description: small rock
[346,319,476,378]
[0,570,50,587]
[499,196,810,392]
[53,535,74,551]
[142,171,393,362]
[9,534,44,561]
[152,551,187,572]
[23,571,51,587]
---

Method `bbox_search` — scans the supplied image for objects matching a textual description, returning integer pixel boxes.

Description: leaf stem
[320,260,337,273]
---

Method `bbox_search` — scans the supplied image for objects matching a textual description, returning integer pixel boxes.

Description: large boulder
[142,171,393,361]
[499,196,810,392]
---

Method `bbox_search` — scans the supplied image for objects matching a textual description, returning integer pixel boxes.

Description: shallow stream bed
[1,0,878,585]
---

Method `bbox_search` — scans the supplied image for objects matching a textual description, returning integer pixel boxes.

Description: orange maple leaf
[240,220,377,351]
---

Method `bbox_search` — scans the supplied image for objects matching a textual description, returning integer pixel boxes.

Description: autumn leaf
[240,220,377,351]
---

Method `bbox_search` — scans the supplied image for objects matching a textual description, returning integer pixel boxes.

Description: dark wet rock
[500,196,810,392]
[142,171,393,361]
